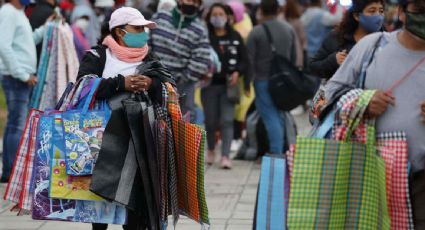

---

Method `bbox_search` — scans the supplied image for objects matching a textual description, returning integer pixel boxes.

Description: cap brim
[128,19,157,29]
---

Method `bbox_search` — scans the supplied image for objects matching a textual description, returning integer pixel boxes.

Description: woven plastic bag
[287,90,390,230]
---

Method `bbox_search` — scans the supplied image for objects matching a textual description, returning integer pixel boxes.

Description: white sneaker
[230,139,243,152]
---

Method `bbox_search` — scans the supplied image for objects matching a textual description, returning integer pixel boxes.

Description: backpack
[262,24,319,111]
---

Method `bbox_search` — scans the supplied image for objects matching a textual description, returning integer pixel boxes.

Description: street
[0,112,311,230]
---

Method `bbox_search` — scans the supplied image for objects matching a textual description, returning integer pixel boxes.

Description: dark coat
[309,30,356,79]
[77,45,175,102]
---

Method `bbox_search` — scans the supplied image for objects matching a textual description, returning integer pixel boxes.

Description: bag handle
[358,33,384,89]
[82,78,102,114]
[343,90,376,144]
[262,24,277,53]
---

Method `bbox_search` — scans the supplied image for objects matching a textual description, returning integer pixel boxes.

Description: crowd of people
[1,0,425,228]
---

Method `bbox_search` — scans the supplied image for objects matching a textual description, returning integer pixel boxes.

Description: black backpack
[262,24,318,111]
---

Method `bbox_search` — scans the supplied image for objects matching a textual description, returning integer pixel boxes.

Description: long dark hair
[336,0,384,45]
[284,0,301,20]
[206,3,234,37]
[98,22,125,45]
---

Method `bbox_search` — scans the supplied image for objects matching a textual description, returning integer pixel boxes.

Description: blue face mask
[121,29,149,48]
[19,0,31,6]
[359,14,384,33]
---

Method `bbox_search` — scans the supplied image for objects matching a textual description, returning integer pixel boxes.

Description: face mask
[405,11,425,41]
[359,14,384,33]
[19,0,31,6]
[75,19,89,32]
[180,3,198,16]
[210,16,227,28]
[121,30,149,48]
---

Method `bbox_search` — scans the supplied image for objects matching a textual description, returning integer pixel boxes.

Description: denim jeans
[254,80,285,154]
[201,85,235,157]
[1,75,30,180]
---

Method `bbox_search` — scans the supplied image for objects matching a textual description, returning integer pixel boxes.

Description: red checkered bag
[3,109,43,210]
[377,132,414,230]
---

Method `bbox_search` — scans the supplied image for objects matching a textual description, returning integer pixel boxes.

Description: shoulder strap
[359,33,385,89]
[262,23,277,53]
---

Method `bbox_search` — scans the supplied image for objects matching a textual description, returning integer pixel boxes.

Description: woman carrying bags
[203,3,250,169]
[309,0,385,120]
[76,7,175,230]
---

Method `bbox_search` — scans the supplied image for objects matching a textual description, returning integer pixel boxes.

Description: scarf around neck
[102,35,148,63]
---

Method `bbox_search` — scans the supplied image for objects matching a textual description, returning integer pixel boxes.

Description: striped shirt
[149,10,211,82]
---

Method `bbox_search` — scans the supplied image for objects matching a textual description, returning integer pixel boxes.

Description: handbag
[226,76,240,104]
[253,155,289,230]
[288,90,390,229]
[62,78,110,176]
[262,24,318,111]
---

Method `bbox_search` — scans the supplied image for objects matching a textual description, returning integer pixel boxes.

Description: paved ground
[0,112,311,230]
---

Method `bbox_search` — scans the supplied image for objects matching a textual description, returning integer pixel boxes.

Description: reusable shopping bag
[32,114,77,221]
[4,109,43,211]
[165,83,209,225]
[253,155,289,230]
[287,90,390,230]
[62,78,110,176]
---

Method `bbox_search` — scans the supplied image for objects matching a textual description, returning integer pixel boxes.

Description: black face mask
[405,11,425,41]
[180,3,198,16]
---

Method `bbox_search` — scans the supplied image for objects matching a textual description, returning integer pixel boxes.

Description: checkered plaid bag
[165,83,209,226]
[4,109,43,210]
[287,90,390,230]
[377,133,413,229]
[332,90,414,229]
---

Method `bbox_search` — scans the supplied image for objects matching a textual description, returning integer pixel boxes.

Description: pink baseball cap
[109,7,156,31]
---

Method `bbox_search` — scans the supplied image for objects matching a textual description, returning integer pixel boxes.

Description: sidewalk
[0,112,311,230]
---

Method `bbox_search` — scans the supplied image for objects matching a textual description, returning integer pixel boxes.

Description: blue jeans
[1,75,30,180]
[254,80,285,154]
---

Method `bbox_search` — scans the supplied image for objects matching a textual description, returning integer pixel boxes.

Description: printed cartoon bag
[62,78,110,176]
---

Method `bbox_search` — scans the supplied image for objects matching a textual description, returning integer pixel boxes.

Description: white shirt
[102,49,143,79]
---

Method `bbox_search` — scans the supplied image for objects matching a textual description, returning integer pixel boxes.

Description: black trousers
[410,170,425,230]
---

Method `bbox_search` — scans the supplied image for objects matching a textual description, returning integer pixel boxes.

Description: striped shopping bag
[287,90,390,230]
[4,109,43,211]
[254,155,289,230]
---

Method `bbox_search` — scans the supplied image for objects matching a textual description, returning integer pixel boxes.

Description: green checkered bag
[287,90,390,230]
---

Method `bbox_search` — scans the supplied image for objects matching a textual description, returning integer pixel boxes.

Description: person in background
[324,0,425,227]
[227,0,253,41]
[310,0,385,79]
[157,0,176,12]
[71,0,100,46]
[284,0,307,68]
[71,15,91,61]
[0,0,46,183]
[149,0,211,121]
[226,0,254,152]
[301,0,343,58]
[247,0,297,155]
[203,3,250,169]
[29,0,57,61]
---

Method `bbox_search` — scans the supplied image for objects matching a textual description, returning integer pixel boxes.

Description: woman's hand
[366,90,395,118]
[229,72,239,87]
[336,50,348,65]
[420,101,425,122]
[124,75,153,93]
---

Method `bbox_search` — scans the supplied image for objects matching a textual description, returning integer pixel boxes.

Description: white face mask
[75,18,89,32]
